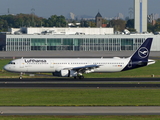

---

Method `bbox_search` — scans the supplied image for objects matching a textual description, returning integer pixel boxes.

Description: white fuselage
[4,58,130,73]
[3,38,156,79]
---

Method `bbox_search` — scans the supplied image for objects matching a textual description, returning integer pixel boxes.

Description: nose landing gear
[19,72,23,79]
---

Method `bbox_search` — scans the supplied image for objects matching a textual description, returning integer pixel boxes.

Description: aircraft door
[19,59,25,68]
[50,60,54,68]
[87,60,92,65]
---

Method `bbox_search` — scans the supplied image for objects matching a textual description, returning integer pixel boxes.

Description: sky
[0,0,160,19]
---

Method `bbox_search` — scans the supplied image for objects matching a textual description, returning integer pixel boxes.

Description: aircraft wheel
[19,72,23,80]
[79,76,84,79]
[81,76,84,79]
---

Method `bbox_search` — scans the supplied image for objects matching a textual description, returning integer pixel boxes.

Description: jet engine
[84,69,94,74]
[52,70,77,77]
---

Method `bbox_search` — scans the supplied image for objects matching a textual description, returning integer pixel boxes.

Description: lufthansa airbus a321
[4,38,155,79]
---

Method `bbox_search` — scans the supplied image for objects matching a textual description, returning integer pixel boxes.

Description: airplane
[3,38,155,79]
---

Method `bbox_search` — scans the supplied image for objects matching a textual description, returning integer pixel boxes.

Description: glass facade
[6,38,30,51]
[5,37,145,51]
[31,38,46,51]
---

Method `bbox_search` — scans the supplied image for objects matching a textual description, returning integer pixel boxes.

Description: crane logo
[138,47,149,58]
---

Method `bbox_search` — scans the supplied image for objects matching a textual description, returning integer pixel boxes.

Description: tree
[88,21,96,27]
[126,19,136,32]
[80,19,89,27]
[147,19,160,33]
[154,22,160,32]
[126,19,134,28]
[147,23,155,33]
[0,14,67,31]
[102,19,109,24]
[47,15,67,27]
[108,19,126,31]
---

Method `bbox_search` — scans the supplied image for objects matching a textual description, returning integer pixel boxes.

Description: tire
[79,76,84,79]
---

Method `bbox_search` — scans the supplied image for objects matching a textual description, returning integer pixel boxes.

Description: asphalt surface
[0,78,160,115]
[0,78,160,88]
[0,106,160,115]
[0,51,159,58]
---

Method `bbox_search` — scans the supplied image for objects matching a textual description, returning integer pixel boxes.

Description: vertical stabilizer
[122,38,153,71]
[130,38,152,61]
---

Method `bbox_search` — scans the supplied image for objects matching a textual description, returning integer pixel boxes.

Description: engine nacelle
[84,69,94,74]
[52,70,77,77]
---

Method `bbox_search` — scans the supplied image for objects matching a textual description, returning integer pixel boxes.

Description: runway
[0,78,160,116]
[0,106,160,115]
[0,78,160,88]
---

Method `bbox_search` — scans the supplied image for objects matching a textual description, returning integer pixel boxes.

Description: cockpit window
[8,62,15,64]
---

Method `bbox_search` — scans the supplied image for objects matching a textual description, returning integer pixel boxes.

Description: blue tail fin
[122,38,153,71]
[130,38,153,61]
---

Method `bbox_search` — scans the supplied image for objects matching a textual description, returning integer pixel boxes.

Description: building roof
[9,27,114,35]
[95,12,102,18]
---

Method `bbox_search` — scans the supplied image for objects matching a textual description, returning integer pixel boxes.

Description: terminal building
[0,27,160,52]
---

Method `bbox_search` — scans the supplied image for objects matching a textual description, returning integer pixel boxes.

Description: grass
[0,59,160,119]
[0,59,159,78]
[1,115,160,120]
[0,59,11,69]
[0,89,160,106]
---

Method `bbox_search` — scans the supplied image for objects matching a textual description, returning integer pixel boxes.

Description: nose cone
[3,65,10,71]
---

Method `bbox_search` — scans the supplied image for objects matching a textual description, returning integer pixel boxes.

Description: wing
[63,64,101,73]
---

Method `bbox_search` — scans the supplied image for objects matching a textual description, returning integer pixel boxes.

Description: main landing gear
[74,75,84,79]
[74,73,85,79]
